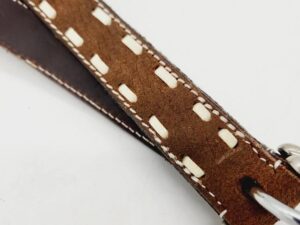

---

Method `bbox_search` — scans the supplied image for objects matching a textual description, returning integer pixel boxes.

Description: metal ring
[241,177,300,225]
[277,144,300,174]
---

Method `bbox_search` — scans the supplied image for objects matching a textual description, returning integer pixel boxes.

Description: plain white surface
[1,0,300,224]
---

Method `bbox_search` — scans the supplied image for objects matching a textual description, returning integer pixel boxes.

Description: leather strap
[0,0,160,153]
[7,0,300,224]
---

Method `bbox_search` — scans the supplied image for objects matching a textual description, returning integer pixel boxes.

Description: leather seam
[25,0,228,216]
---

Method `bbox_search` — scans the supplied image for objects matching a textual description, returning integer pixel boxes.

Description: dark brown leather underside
[0,0,160,153]
[21,0,300,224]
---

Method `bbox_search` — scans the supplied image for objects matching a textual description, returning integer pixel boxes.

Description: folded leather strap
[0,0,160,152]
[17,0,300,224]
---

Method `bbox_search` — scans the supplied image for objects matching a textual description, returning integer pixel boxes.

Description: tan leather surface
[23,0,300,224]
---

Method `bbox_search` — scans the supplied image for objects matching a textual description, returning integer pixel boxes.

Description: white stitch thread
[198,96,206,103]
[38,0,56,19]
[149,115,169,139]
[154,66,177,89]
[193,102,212,122]
[191,176,199,183]
[65,27,84,47]
[212,110,220,116]
[12,0,28,9]
[90,54,109,75]
[219,209,228,219]
[118,84,138,103]
[209,192,216,198]
[205,103,213,110]
[122,35,143,55]
[183,168,192,175]
[182,156,205,178]
[227,124,236,131]
[235,131,245,138]
[92,7,112,26]
[218,129,238,149]
[162,146,169,152]
[220,116,228,123]
[274,160,282,169]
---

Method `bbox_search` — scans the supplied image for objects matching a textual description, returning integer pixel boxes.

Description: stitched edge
[93,0,279,170]
[11,0,28,9]
[25,0,228,214]
[20,58,155,147]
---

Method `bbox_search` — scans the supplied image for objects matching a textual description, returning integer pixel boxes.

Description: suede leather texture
[0,0,159,152]
[19,0,300,224]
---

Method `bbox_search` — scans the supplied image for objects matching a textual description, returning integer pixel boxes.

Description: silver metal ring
[241,177,300,225]
[277,144,300,174]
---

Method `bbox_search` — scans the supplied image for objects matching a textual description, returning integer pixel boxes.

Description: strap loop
[241,177,300,225]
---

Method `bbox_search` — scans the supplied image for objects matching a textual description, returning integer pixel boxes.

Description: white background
[0,0,300,224]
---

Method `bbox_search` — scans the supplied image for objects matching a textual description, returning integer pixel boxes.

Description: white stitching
[11,0,28,9]
[274,160,282,169]
[219,209,228,219]
[23,58,155,147]
[25,0,227,213]
[92,0,280,170]
[38,0,56,20]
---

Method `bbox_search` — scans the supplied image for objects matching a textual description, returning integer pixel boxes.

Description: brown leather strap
[15,0,300,224]
[0,0,161,153]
